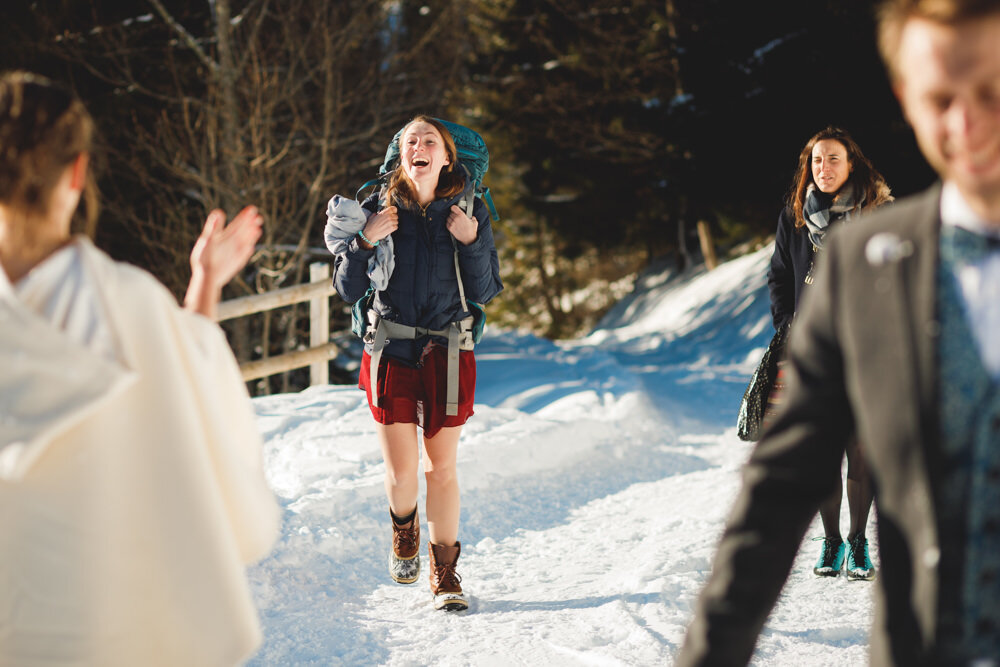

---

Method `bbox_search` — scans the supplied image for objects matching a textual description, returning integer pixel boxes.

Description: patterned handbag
[736,322,790,442]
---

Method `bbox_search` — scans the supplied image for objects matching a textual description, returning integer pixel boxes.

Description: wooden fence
[216,263,341,385]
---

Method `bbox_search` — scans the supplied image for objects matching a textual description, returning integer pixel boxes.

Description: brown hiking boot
[428,541,468,611]
[388,509,420,584]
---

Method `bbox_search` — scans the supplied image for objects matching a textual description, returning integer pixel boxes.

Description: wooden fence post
[697,220,718,270]
[309,262,331,386]
[216,264,340,386]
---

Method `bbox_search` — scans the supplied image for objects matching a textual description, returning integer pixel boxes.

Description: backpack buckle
[363,309,381,345]
[456,317,475,350]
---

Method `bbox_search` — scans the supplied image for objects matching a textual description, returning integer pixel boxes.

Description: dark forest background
[1,0,937,392]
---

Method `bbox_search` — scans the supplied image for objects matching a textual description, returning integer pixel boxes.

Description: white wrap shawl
[0,238,279,666]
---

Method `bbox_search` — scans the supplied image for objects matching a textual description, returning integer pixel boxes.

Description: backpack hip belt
[365,310,475,417]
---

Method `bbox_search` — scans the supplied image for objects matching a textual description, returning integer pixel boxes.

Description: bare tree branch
[146,0,219,73]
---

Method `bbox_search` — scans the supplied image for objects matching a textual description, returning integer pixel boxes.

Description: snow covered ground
[246,244,877,666]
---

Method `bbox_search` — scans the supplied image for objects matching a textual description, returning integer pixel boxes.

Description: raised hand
[361,206,399,246]
[184,206,263,318]
[447,205,478,245]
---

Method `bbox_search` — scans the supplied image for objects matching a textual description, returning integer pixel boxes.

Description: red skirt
[359,343,476,438]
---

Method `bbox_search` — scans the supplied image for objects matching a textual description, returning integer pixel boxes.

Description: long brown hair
[787,126,892,228]
[383,116,466,210]
[0,71,99,236]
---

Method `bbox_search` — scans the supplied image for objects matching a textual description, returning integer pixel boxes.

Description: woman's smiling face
[402,121,450,185]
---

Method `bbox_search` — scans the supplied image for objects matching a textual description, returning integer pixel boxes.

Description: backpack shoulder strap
[356,176,385,203]
[480,186,500,222]
[451,235,470,316]
[456,164,475,221]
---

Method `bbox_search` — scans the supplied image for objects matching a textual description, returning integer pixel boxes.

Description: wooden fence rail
[216,262,341,384]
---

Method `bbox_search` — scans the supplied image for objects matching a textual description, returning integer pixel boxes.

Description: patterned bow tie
[944,224,1000,264]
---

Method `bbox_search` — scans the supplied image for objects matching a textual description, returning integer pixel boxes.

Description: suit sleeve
[767,209,798,331]
[676,231,855,666]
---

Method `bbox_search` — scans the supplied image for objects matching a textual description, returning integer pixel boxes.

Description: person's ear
[70,153,89,191]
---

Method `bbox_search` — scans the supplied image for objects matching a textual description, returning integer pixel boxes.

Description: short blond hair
[877,0,1000,81]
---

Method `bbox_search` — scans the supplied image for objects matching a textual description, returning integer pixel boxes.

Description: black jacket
[767,207,815,331]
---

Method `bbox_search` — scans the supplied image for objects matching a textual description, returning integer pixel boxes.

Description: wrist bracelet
[358,229,379,247]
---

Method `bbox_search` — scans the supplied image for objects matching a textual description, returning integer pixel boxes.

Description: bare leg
[423,425,462,546]
[377,422,420,517]
[845,439,874,540]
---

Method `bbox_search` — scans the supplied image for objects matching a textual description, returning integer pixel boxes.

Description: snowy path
[246,246,877,666]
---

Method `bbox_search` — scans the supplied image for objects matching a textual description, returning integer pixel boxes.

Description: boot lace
[850,535,869,569]
[393,522,418,554]
[814,536,842,568]
[824,538,841,565]
[434,561,463,591]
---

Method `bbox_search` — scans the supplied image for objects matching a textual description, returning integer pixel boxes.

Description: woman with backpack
[767,126,892,582]
[330,116,502,611]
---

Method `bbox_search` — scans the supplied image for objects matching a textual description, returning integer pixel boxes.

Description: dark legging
[819,438,874,541]
[765,361,874,541]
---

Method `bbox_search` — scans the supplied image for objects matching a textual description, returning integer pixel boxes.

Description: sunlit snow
[247,242,876,666]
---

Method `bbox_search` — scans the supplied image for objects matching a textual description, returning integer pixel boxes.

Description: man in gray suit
[677,0,1000,665]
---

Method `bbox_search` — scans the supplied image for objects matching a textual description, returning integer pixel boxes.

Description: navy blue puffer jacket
[333,191,503,366]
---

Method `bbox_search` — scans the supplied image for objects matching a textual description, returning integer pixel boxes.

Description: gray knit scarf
[803,183,859,250]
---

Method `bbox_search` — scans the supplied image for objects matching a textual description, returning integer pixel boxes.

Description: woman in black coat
[767,126,892,581]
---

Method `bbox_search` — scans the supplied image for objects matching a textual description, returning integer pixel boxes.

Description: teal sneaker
[846,534,875,581]
[813,536,846,577]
